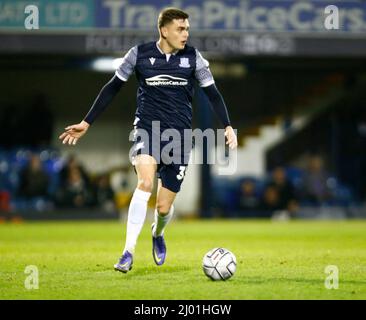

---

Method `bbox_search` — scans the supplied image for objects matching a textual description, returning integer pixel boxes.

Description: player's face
[163,19,190,50]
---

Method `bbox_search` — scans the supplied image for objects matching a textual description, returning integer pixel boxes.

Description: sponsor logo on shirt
[145,74,188,86]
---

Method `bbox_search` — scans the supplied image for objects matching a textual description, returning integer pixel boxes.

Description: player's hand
[224,126,238,150]
[59,120,90,145]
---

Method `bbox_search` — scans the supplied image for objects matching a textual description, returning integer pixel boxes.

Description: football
[202,247,237,280]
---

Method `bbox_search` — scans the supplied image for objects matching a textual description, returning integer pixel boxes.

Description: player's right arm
[59,46,138,146]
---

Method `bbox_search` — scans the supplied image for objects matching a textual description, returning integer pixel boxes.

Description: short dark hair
[158,7,189,29]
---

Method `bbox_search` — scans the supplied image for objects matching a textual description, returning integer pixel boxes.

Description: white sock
[123,188,151,254]
[153,205,174,237]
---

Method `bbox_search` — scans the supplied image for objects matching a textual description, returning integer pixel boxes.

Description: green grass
[0,219,365,300]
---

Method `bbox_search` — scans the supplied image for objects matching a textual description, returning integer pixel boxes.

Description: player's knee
[156,200,172,215]
[137,178,154,193]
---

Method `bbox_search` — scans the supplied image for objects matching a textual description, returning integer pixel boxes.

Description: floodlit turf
[0,218,365,300]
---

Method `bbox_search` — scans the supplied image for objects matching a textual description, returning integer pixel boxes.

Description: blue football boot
[114,250,133,273]
[151,223,167,266]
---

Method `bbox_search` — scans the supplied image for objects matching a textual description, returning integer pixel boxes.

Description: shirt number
[176,166,187,181]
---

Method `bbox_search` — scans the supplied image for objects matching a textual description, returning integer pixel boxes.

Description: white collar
[156,41,178,56]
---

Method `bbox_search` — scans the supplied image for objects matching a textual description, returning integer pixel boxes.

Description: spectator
[259,185,282,217]
[60,154,90,188]
[18,154,49,199]
[302,155,333,204]
[56,167,93,208]
[267,166,299,217]
[93,173,116,212]
[238,179,260,214]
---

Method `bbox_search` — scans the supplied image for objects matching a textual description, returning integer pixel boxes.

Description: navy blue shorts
[130,127,192,193]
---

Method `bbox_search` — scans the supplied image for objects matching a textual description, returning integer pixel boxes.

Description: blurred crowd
[240,156,334,216]
[0,151,129,214]
[213,154,357,219]
[54,155,116,211]
[0,149,359,218]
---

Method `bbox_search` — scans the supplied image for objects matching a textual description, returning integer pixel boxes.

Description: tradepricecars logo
[146,75,188,86]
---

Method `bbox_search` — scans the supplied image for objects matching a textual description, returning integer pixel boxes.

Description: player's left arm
[194,49,238,149]
[202,84,237,149]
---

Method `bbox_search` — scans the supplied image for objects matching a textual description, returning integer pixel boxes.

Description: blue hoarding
[95,0,366,33]
[0,0,94,29]
[1,0,366,33]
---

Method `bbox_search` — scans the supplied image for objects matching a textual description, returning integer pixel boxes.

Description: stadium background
[1,0,366,220]
[0,0,366,301]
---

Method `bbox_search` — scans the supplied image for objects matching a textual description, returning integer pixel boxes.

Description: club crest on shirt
[149,57,156,65]
[179,57,190,68]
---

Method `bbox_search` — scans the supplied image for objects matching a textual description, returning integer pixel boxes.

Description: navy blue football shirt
[115,41,215,133]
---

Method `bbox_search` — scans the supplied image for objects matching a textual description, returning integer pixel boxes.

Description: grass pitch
[0,219,365,300]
